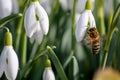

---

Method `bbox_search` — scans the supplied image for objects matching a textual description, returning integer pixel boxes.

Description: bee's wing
[81,36,93,53]
[82,36,92,45]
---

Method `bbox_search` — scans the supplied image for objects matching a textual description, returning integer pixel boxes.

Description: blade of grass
[20,50,47,78]
[102,3,120,68]
[0,13,22,27]
[63,51,73,69]
[47,46,68,80]
[32,55,47,80]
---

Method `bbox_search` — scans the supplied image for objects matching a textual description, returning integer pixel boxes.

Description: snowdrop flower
[0,31,19,80]
[75,0,96,42]
[24,0,49,44]
[60,0,95,13]
[0,0,19,18]
[75,13,81,24]
[43,59,55,80]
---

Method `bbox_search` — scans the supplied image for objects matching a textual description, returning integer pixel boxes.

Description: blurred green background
[0,0,120,80]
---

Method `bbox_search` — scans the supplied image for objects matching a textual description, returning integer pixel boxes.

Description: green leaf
[111,3,120,31]
[20,51,47,78]
[102,4,120,68]
[47,46,68,80]
[68,56,74,80]
[63,51,73,69]
[68,56,79,80]
[32,55,47,80]
[0,13,22,27]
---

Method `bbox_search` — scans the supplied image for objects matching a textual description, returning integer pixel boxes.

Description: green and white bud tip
[85,0,92,10]
[4,32,12,46]
[45,59,51,67]
[32,0,38,2]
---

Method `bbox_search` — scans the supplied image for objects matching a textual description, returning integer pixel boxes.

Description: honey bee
[87,27,100,54]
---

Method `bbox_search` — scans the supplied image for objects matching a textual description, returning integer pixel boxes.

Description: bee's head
[87,27,98,38]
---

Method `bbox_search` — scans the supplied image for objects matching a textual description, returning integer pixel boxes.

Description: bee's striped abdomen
[92,40,100,54]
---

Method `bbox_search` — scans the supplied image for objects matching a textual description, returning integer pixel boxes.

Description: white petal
[0,0,12,18]
[43,67,55,80]
[88,10,96,28]
[12,0,19,13]
[4,46,19,80]
[68,0,95,13]
[30,35,35,44]
[76,0,87,13]
[35,2,49,35]
[35,22,43,44]
[30,21,43,44]
[0,47,7,78]
[75,13,81,24]
[35,30,43,44]
[75,11,89,42]
[24,2,37,37]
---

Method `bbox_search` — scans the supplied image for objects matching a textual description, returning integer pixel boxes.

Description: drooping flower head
[75,0,96,42]
[24,0,49,44]
[0,31,19,80]
[0,0,19,18]
[43,59,55,80]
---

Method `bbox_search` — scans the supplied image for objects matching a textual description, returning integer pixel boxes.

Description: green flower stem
[108,12,114,31]
[15,0,30,70]
[2,27,9,32]
[20,50,47,78]
[63,51,74,69]
[70,1,77,78]
[32,55,48,80]
[20,30,27,68]
[102,28,115,67]
[47,46,68,80]
[49,0,60,24]
[102,4,120,68]
[15,0,30,52]
[71,0,77,51]
[0,13,22,27]
[97,0,105,35]
[29,43,39,59]
[68,56,74,80]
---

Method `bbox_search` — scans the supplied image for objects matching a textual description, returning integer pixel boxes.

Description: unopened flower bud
[4,32,12,46]
[45,59,51,67]
[43,59,55,80]
[85,0,92,10]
